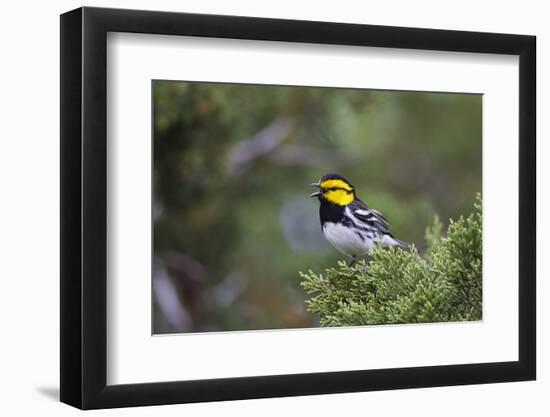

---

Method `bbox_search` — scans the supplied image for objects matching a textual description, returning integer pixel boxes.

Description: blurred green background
[152,80,481,334]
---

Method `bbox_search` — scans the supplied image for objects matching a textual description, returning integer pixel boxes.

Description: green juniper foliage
[300,194,482,326]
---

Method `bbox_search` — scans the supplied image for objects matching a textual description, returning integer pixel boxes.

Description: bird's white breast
[322,222,375,257]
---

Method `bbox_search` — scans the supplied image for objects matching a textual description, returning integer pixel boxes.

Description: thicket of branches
[300,194,482,326]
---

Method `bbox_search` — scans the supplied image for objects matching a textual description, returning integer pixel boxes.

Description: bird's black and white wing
[348,199,408,248]
[348,199,390,235]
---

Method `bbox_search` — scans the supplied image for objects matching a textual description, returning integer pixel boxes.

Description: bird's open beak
[309,182,321,197]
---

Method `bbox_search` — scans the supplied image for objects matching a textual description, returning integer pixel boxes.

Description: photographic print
[152,80,482,334]
[60,9,536,407]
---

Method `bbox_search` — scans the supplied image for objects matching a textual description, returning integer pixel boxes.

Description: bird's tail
[392,238,410,249]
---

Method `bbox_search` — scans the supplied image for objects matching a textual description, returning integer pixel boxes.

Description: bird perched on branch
[310,173,408,265]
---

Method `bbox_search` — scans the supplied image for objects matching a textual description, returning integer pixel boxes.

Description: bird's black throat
[318,198,346,225]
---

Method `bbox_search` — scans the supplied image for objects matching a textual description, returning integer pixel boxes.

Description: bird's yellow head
[310,173,355,206]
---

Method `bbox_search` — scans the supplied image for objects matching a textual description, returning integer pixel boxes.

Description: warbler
[310,173,408,265]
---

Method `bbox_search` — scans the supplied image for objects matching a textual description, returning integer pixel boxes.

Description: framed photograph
[60,6,536,409]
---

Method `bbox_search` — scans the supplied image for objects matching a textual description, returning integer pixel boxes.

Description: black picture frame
[60,6,536,410]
